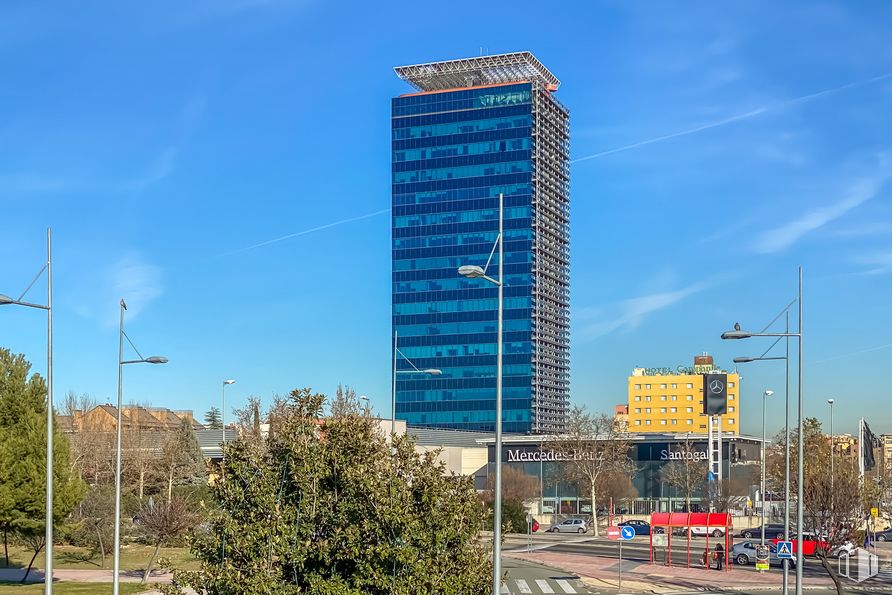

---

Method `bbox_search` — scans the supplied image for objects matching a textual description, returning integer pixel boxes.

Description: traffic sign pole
[619,537,622,592]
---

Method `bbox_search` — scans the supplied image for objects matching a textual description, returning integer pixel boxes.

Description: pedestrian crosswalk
[499,578,583,594]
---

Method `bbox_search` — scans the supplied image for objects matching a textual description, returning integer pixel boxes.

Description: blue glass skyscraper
[392,52,570,434]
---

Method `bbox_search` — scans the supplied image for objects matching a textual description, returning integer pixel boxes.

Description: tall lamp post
[760,390,774,547]
[734,311,792,594]
[113,299,167,595]
[723,267,803,595]
[827,399,834,498]
[0,229,53,595]
[391,330,441,436]
[222,379,235,469]
[458,192,504,595]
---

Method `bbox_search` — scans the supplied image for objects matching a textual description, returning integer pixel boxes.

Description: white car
[684,526,726,537]
[546,518,588,534]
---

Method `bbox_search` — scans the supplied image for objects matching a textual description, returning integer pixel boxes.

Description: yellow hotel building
[626,354,740,434]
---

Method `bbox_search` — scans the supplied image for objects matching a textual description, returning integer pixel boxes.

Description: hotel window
[686,407,694,413]
[729,394,735,400]
[686,419,694,425]
[660,408,667,413]
[729,419,735,425]
[671,395,677,401]
[635,420,641,426]
[660,419,667,425]
[672,419,678,425]
[728,406,735,412]
[686,395,693,401]
[634,396,641,402]
[645,396,651,402]
[635,384,641,390]
[660,395,667,401]
[671,383,677,389]
[645,384,651,389]
[670,407,677,413]
[634,408,641,414]
[729,382,735,388]
[645,408,651,413]
[645,420,652,425]
[660,384,667,389]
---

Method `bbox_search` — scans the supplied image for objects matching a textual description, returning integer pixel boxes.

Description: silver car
[546,518,588,533]
[731,541,796,567]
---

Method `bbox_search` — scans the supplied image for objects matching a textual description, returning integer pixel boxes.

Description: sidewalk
[0,567,174,583]
[506,550,847,592]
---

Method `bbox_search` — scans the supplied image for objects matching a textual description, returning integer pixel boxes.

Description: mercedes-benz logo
[709,380,725,393]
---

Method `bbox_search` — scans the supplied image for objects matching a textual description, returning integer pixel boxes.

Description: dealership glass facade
[488,435,762,515]
[392,55,570,434]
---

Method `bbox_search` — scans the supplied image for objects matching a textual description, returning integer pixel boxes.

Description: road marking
[535,579,555,593]
[514,578,533,593]
[555,579,577,593]
[500,583,510,593]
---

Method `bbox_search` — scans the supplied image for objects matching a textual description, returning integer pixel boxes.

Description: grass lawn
[0,544,197,572]
[0,584,152,594]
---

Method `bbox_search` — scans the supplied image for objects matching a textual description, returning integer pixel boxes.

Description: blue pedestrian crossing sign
[777,541,794,559]
[620,526,636,540]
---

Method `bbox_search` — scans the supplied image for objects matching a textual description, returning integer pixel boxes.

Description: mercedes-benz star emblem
[709,380,725,393]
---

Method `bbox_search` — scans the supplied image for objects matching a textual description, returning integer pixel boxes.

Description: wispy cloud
[577,278,716,340]
[218,207,391,257]
[853,252,892,276]
[751,168,891,254]
[74,254,164,327]
[812,342,892,364]
[831,221,892,238]
[571,71,892,163]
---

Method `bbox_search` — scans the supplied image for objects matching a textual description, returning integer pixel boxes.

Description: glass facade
[392,76,570,434]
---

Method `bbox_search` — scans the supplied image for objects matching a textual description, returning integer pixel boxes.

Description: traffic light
[703,373,728,415]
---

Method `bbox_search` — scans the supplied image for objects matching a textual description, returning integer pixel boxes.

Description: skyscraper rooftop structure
[391,52,570,434]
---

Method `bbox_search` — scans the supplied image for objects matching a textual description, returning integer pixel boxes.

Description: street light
[722,267,803,595]
[391,330,442,436]
[827,399,834,498]
[0,229,53,595]
[761,390,774,548]
[458,192,504,595]
[222,379,235,469]
[113,299,167,595]
[360,395,371,416]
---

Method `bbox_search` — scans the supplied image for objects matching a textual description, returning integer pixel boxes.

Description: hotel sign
[641,364,717,376]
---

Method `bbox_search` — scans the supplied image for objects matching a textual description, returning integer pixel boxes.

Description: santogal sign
[660,449,708,462]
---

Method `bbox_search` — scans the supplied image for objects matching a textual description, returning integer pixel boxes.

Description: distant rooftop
[394,51,560,93]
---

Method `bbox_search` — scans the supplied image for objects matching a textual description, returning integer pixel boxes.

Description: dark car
[618,519,651,535]
[739,524,787,540]
[875,528,892,542]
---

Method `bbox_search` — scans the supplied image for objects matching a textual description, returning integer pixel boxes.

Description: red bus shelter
[649,512,732,570]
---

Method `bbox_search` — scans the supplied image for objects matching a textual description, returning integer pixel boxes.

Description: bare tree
[138,496,198,583]
[482,465,539,505]
[662,436,708,511]
[158,420,205,502]
[73,485,115,567]
[329,383,363,418]
[549,407,634,536]
[63,392,115,485]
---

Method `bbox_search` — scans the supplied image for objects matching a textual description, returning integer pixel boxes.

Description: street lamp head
[722,330,752,340]
[423,369,442,375]
[224,379,236,385]
[0,294,14,305]
[764,390,774,397]
[144,356,168,364]
[733,357,754,363]
[827,398,834,405]
[458,265,486,278]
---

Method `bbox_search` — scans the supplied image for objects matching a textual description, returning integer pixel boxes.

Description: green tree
[203,407,222,430]
[165,388,490,594]
[0,348,85,576]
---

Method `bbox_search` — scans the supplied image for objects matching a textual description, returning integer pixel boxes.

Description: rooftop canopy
[394,51,560,93]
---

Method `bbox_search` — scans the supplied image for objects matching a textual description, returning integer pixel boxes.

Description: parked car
[684,526,726,537]
[739,524,787,540]
[618,519,652,535]
[546,518,588,534]
[875,528,892,542]
[731,541,796,567]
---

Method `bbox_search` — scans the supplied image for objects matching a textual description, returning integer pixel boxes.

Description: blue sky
[1,1,891,436]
